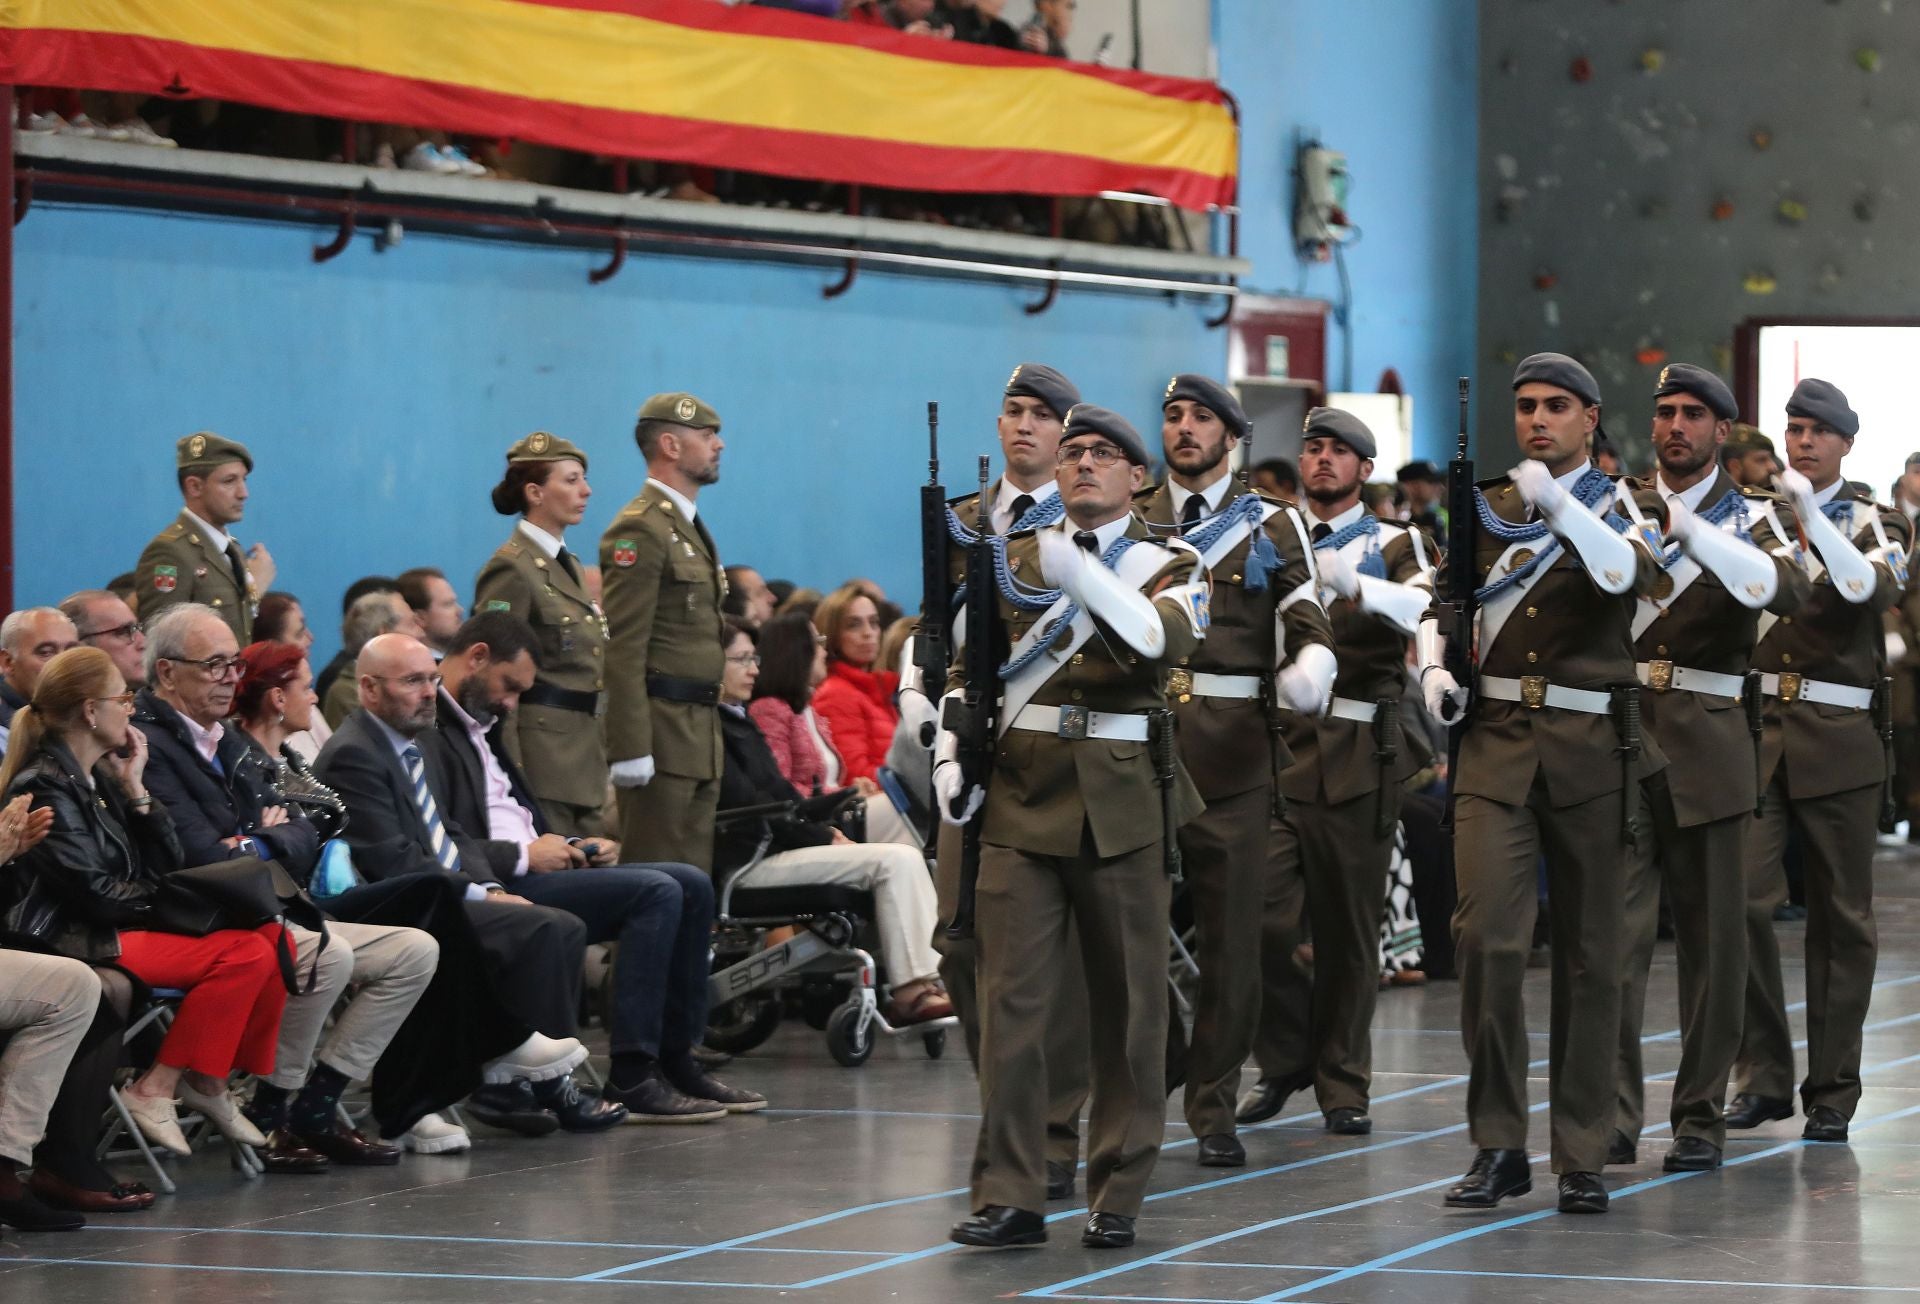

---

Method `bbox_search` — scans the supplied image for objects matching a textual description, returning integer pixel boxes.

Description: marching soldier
[1419,353,1669,1214]
[475,433,611,838]
[1134,375,1335,1166]
[1732,378,1911,1143]
[136,433,274,645]
[1611,365,1809,1173]
[916,362,1095,1203]
[1236,406,1431,1139]
[600,393,730,870]
[941,406,1209,1252]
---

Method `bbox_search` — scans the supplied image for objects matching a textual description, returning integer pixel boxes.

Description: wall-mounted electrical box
[1295,143,1351,261]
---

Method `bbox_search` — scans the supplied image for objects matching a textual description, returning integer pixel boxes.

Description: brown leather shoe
[258,1130,331,1174]
[287,1122,402,1166]
[28,1171,155,1214]
[884,988,955,1027]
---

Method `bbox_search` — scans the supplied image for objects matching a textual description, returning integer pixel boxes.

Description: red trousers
[116,926,288,1078]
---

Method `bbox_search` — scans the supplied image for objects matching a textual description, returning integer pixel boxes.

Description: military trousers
[932,820,1089,1172]
[972,829,1171,1217]
[1614,774,1748,1148]
[617,772,719,873]
[1452,779,1624,1174]
[1736,771,1880,1118]
[1252,789,1397,1116]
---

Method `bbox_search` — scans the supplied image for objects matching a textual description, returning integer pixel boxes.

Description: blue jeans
[513,864,713,1061]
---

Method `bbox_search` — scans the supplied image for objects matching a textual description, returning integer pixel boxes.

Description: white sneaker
[67,114,130,142]
[483,1032,587,1084]
[21,112,64,134]
[177,1079,269,1147]
[118,117,176,147]
[391,1111,471,1154]
[373,142,397,169]
[402,142,460,175]
[438,144,487,178]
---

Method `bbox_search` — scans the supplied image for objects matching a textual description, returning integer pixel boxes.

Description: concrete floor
[7,846,1920,1303]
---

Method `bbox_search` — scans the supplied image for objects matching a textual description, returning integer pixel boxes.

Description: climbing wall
[1478,0,1914,470]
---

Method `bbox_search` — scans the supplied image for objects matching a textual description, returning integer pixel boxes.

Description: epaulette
[1475,475,1517,495]
[946,489,982,511]
[1129,484,1158,504]
[498,539,524,557]
[157,521,187,540]
[1252,488,1296,507]
[1737,483,1788,503]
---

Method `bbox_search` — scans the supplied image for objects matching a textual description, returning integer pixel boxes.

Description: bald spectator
[723,566,777,630]
[61,590,147,692]
[322,591,424,729]
[397,568,465,659]
[0,609,78,754]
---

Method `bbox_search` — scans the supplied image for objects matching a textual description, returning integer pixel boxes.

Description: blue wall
[1216,0,1479,457]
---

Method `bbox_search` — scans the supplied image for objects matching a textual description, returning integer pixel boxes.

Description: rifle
[915,402,950,746]
[1611,685,1643,847]
[1876,674,1899,833]
[943,456,999,941]
[1744,668,1766,817]
[1438,376,1477,830]
[1149,707,1184,882]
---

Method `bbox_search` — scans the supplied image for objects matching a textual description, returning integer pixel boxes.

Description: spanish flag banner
[0,0,1239,210]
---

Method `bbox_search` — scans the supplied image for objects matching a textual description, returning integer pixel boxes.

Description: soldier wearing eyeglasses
[61,591,148,690]
[136,433,275,647]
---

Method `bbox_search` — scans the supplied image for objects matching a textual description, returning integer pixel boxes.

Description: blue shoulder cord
[1142,493,1284,591]
[1472,468,1622,604]
[1309,511,1388,578]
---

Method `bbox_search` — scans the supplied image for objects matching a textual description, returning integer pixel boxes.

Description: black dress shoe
[0,1188,85,1232]
[1803,1105,1850,1142]
[257,1131,332,1174]
[1725,1093,1794,1130]
[1197,1133,1245,1167]
[1605,1129,1637,1166]
[1326,1108,1372,1135]
[28,1171,153,1213]
[1662,1136,1722,1171]
[533,1075,629,1131]
[1443,1148,1531,1208]
[601,1070,726,1123]
[950,1205,1045,1248]
[466,1079,561,1137]
[1081,1212,1135,1249]
[287,1121,403,1166]
[1235,1073,1309,1125]
[1557,1171,1608,1213]
[1046,1160,1076,1201]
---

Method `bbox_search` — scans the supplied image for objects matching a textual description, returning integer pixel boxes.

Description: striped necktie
[401,744,461,873]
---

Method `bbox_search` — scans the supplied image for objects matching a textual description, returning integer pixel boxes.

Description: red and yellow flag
[1,0,1238,209]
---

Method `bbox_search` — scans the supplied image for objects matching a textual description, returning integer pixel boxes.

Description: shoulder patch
[610,539,639,568]
[483,598,513,613]
[152,564,178,593]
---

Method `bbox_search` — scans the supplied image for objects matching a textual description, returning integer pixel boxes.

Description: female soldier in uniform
[474,433,610,837]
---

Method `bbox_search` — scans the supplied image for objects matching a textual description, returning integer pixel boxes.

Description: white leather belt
[1167,670,1260,701]
[1477,674,1613,715]
[1635,661,1745,699]
[1327,696,1380,723]
[1008,702,1151,741]
[1757,672,1872,710]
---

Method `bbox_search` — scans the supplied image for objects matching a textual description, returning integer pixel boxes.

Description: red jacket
[746,696,842,794]
[809,661,899,783]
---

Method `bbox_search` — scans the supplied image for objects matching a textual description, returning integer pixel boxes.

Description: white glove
[1036,527,1092,601]
[1512,461,1635,594]
[610,756,655,788]
[1274,642,1336,715]
[1775,470,1878,603]
[933,761,985,827]
[1664,497,1697,543]
[1775,465,1816,511]
[1316,548,1361,600]
[1673,498,1778,609]
[1422,666,1470,724]
[1508,458,1568,516]
[898,682,939,750]
[1038,525,1167,658]
[1890,632,1910,665]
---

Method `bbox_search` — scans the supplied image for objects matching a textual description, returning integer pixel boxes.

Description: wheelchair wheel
[705,992,783,1055]
[826,1003,875,1067]
[922,1028,946,1060]
[799,977,849,1031]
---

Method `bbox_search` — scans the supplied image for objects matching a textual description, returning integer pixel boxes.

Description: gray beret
[1512,352,1601,407]
[1163,374,1251,440]
[1060,404,1150,467]
[1786,377,1859,437]
[1005,363,1081,421]
[1654,363,1736,421]
[1302,406,1378,459]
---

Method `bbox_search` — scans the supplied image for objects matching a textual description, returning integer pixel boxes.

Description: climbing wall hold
[1856,47,1882,73]
[1634,346,1668,367]
[1710,198,1736,221]
[1777,199,1808,224]
[1570,56,1594,83]
[1640,48,1665,74]
[1751,127,1773,151]
[1743,271,1778,295]
[1533,270,1558,291]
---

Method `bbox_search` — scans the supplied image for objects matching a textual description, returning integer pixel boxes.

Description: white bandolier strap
[1757,672,1873,710]
[1635,661,1745,699]
[1353,575,1432,638]
[1007,702,1151,741]
[1477,674,1612,714]
[1277,577,1318,611]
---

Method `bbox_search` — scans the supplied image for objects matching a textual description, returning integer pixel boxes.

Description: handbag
[150,857,331,994]
[309,839,363,900]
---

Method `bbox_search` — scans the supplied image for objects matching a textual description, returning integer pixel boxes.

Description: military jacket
[475,528,611,810]
[135,511,257,644]
[1631,472,1807,824]
[1134,478,1333,802]
[599,484,726,782]
[952,516,1205,860]
[1754,480,1911,800]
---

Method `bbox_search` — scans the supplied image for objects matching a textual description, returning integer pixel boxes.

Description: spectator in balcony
[314,577,398,707]
[845,0,952,36]
[1020,0,1073,56]
[397,568,466,659]
[942,0,1019,47]
[322,590,425,730]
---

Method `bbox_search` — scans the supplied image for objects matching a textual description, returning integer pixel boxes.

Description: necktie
[1181,495,1205,532]
[1311,523,1333,543]
[556,546,581,583]
[226,542,250,599]
[1073,530,1100,553]
[1008,494,1035,528]
[402,744,462,874]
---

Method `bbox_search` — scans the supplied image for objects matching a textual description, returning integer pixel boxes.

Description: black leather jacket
[2,737,184,961]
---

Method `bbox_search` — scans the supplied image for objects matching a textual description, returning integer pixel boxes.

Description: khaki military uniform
[963,517,1203,1218]
[476,530,611,837]
[135,511,258,645]
[1889,528,1920,821]
[600,483,726,870]
[1250,508,1427,1118]
[320,668,360,730]
[1738,482,1910,1119]
[1615,473,1808,1149]
[1445,473,1668,1175]
[1134,478,1335,1138]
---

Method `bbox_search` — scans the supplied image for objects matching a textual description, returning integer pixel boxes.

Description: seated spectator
[775,586,824,622]
[845,0,952,36]
[719,619,950,1025]
[105,572,140,612]
[1,647,287,1159]
[723,565,777,630]
[134,605,436,1169]
[810,583,900,784]
[251,591,314,652]
[322,589,424,729]
[313,576,398,707]
[0,609,78,753]
[61,590,146,691]
[396,567,465,659]
[429,613,762,1121]
[1251,457,1299,500]
[313,634,609,1135]
[942,0,1019,48]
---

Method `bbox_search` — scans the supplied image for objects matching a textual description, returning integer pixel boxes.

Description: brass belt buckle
[1166,669,1193,704]
[1778,672,1802,704]
[1057,705,1091,739]
[1520,674,1548,710]
[1647,659,1674,693]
